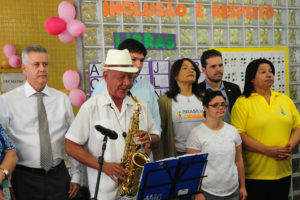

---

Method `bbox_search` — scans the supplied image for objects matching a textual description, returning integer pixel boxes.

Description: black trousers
[245,176,291,200]
[11,162,70,200]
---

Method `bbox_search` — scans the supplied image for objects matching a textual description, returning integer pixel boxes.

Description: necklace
[183,94,193,103]
[179,93,193,103]
[109,103,127,139]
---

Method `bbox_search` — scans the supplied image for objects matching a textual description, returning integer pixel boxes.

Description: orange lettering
[103,1,109,17]
[182,113,206,119]
[258,6,265,19]
[221,4,229,18]
[122,1,133,16]
[253,6,259,19]
[133,1,143,16]
[245,6,253,19]
[165,2,175,17]
[176,4,186,17]
[156,2,164,17]
[228,5,236,18]
[196,4,204,18]
[236,6,244,18]
[265,6,274,18]
[212,4,221,18]
[110,1,121,16]
[143,2,155,17]
[102,2,274,19]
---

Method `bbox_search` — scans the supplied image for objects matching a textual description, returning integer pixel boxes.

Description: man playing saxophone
[65,49,160,200]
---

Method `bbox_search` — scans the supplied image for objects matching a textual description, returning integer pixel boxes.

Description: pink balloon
[59,30,74,43]
[58,1,76,22]
[67,19,86,37]
[63,70,80,91]
[69,89,86,107]
[8,55,21,68]
[3,43,16,58]
[44,17,67,35]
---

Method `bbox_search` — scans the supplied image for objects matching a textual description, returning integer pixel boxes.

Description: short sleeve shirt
[231,90,300,180]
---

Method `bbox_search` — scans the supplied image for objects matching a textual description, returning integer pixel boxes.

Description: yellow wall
[0,0,80,113]
[0,0,77,90]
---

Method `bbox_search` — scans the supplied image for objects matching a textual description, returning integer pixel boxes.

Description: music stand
[137,153,208,200]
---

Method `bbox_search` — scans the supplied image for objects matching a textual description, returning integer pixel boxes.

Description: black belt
[16,161,65,175]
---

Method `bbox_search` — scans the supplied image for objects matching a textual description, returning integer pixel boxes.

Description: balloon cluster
[63,70,86,107]
[44,1,86,43]
[2,44,21,68]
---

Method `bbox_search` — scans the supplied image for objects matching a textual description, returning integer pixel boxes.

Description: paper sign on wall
[88,60,170,97]
[1,73,26,92]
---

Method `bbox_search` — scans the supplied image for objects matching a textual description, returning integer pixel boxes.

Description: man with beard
[199,49,241,123]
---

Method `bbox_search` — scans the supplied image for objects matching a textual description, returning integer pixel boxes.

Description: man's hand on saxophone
[102,162,127,183]
[135,130,151,155]
[135,131,151,149]
[135,131,160,156]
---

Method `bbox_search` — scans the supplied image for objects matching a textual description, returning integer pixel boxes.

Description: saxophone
[118,91,150,198]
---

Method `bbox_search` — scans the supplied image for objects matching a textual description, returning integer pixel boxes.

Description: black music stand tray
[137,153,208,200]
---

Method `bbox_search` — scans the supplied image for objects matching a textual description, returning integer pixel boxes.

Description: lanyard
[109,103,127,139]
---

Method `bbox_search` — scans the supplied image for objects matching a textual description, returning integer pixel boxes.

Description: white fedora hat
[101,49,138,73]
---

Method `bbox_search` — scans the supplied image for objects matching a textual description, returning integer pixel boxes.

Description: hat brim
[100,63,138,73]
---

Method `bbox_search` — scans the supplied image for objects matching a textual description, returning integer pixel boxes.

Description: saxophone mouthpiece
[126,89,132,96]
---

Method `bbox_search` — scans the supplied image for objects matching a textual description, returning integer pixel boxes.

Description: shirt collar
[250,89,279,97]
[99,86,135,108]
[24,81,50,97]
[205,80,225,91]
[131,78,138,90]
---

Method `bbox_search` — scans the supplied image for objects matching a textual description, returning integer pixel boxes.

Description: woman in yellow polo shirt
[231,58,300,200]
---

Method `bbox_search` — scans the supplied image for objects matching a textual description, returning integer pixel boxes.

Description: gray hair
[22,45,49,65]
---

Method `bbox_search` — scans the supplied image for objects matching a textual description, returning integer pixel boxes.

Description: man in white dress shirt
[1,45,80,200]
[65,49,160,199]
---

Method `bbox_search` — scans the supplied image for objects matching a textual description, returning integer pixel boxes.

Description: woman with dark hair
[231,58,300,200]
[154,58,204,160]
[186,91,247,200]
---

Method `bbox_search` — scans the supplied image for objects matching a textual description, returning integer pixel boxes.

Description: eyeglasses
[208,103,227,108]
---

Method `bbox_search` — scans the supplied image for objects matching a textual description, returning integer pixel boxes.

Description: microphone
[95,125,118,140]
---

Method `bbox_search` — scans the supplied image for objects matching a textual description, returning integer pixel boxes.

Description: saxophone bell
[132,152,150,168]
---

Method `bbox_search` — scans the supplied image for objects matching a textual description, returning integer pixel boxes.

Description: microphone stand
[92,135,108,200]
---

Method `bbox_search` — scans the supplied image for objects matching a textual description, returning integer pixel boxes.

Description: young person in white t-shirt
[186,91,247,200]
[155,58,205,160]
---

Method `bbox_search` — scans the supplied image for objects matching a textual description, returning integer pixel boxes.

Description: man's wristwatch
[0,168,9,177]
